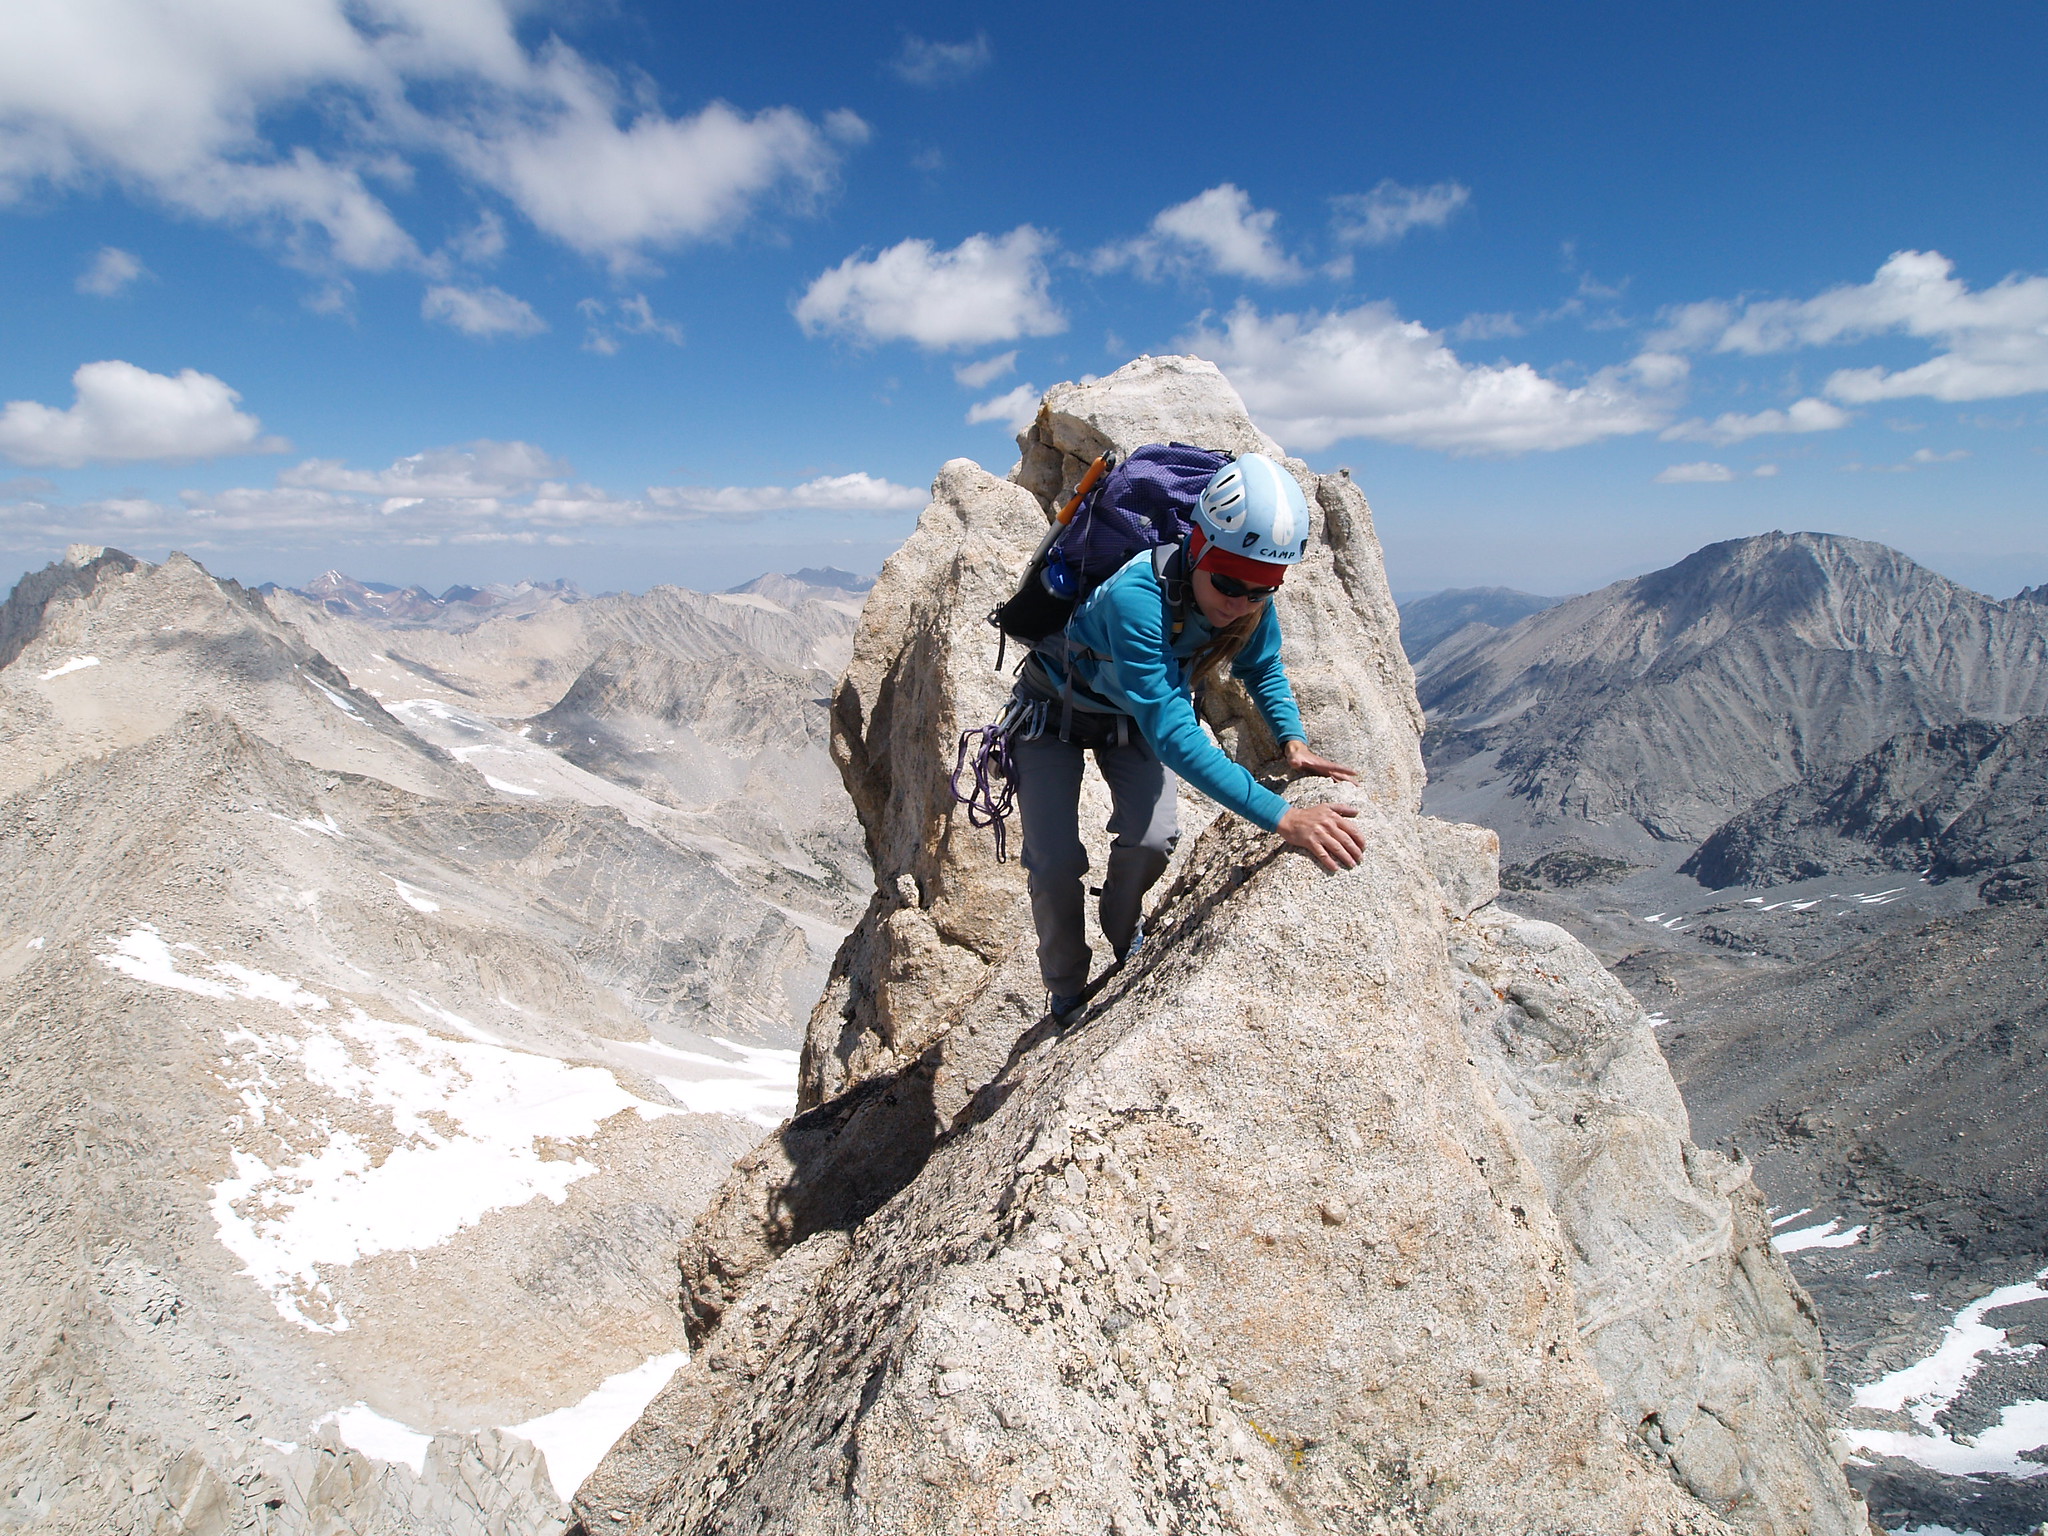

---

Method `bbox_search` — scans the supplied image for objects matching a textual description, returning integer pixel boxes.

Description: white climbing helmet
[1193,454,1310,565]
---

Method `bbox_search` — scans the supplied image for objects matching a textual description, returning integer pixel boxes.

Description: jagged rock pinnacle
[578,359,1865,1536]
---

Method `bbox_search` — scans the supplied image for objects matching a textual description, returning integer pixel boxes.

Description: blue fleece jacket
[1037,551,1305,831]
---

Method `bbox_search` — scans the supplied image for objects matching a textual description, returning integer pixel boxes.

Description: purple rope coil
[950,697,1036,862]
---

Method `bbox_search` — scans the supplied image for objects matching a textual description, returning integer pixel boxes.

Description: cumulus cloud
[281,440,570,499]
[795,226,1064,350]
[1655,462,1736,483]
[1654,251,2048,404]
[1183,301,1675,453]
[76,246,148,296]
[954,350,1018,390]
[889,33,992,87]
[1330,180,1471,247]
[646,473,925,515]
[1840,447,1974,474]
[421,284,546,338]
[1451,311,1526,341]
[451,57,853,269]
[0,443,925,550]
[578,293,684,354]
[1661,396,1851,445]
[0,360,286,468]
[1094,185,1306,284]
[0,0,862,274]
[966,384,1040,432]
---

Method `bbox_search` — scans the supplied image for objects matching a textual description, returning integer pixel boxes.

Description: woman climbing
[1010,452,1366,1019]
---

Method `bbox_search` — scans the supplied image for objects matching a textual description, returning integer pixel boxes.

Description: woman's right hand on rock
[1277,804,1365,872]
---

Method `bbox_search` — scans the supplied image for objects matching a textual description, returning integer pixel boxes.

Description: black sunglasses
[1207,570,1281,601]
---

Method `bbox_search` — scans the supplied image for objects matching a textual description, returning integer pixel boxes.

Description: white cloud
[795,227,1064,350]
[1452,311,1526,341]
[0,0,424,272]
[0,1,860,275]
[1753,463,1779,477]
[441,209,507,267]
[451,54,850,269]
[0,441,925,546]
[77,245,147,296]
[954,350,1018,390]
[889,33,992,87]
[1183,301,1675,453]
[281,441,570,498]
[1661,396,1852,445]
[1628,352,1691,389]
[578,293,684,354]
[1093,185,1306,284]
[0,360,285,468]
[1842,446,1974,475]
[1330,180,1471,247]
[1658,251,2048,404]
[1656,461,1735,483]
[966,384,1040,432]
[646,473,925,515]
[1646,299,1735,352]
[421,284,546,339]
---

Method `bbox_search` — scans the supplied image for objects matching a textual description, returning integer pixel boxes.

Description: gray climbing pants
[1011,730,1180,996]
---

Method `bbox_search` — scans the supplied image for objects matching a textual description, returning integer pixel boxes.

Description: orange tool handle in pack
[1056,455,1111,525]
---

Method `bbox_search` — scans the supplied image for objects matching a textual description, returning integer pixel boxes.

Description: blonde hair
[1188,609,1261,693]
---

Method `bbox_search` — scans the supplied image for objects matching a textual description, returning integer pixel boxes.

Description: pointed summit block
[583,361,1865,1536]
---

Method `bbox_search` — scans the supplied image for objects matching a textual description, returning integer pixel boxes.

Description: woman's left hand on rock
[1284,741,1359,782]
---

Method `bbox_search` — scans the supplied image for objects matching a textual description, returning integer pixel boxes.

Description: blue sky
[2,0,2044,599]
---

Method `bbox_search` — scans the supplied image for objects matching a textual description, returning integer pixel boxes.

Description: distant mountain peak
[1417,529,2048,847]
[787,566,873,592]
[725,566,874,598]
[1397,585,1562,663]
[277,571,586,629]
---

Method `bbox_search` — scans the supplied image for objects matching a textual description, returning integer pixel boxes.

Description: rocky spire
[582,359,1866,1536]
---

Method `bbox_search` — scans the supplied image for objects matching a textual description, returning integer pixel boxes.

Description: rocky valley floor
[0,550,867,1532]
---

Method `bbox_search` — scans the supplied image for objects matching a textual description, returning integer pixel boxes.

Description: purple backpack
[990,443,1232,645]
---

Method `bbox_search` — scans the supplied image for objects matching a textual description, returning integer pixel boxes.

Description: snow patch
[39,655,100,680]
[1773,1218,1867,1253]
[98,927,676,1331]
[388,877,441,914]
[484,775,542,797]
[302,671,362,717]
[506,1350,688,1500]
[639,1036,799,1129]
[407,992,499,1044]
[326,1403,432,1474]
[1846,1267,2048,1479]
[100,926,331,1010]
